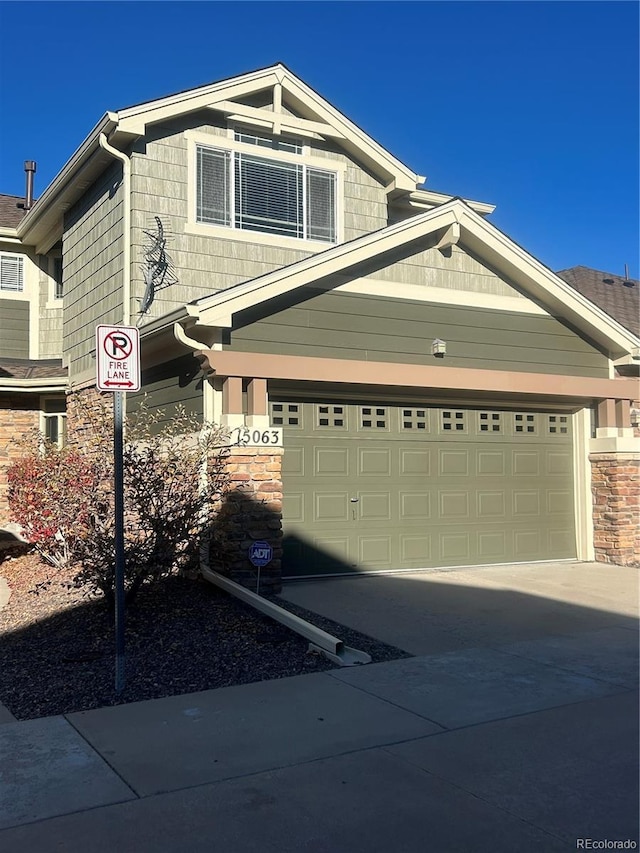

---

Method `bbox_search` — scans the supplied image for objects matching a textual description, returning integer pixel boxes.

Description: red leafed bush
[7,397,231,608]
[7,444,101,567]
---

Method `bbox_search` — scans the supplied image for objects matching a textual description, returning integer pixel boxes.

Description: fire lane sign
[96,325,141,392]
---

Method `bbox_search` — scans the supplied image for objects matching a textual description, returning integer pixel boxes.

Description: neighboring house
[556,265,640,437]
[0,192,67,504]
[0,63,638,584]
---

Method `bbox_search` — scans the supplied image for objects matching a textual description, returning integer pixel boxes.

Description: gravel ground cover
[0,553,410,720]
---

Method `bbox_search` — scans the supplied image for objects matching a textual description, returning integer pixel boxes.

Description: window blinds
[0,255,24,291]
[196,144,336,242]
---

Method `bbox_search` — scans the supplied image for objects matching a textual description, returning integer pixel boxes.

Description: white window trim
[45,255,64,309]
[39,395,67,449]
[0,251,29,300]
[184,129,345,248]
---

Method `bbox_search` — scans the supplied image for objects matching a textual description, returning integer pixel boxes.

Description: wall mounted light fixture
[431,339,447,358]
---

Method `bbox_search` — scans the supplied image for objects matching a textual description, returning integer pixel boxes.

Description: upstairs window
[0,254,24,292]
[52,257,63,299]
[196,137,337,244]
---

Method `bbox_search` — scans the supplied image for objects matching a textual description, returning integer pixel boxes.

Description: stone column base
[210,446,284,593]
[590,452,640,567]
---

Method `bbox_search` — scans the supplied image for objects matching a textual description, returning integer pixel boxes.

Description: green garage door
[273,400,576,578]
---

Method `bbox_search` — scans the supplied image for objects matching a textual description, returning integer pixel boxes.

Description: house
[0,63,638,586]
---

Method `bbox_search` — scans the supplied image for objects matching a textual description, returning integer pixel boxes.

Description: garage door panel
[513,491,541,516]
[400,491,431,520]
[478,530,508,559]
[439,449,470,476]
[513,451,540,476]
[546,451,572,476]
[477,491,506,518]
[277,400,576,577]
[358,447,391,476]
[283,492,304,523]
[439,491,470,519]
[359,536,392,565]
[310,537,353,573]
[400,448,431,476]
[400,534,432,563]
[547,489,573,514]
[549,528,576,555]
[358,492,392,521]
[514,529,542,557]
[440,532,471,561]
[282,446,304,476]
[314,492,349,522]
[477,450,507,476]
[314,447,349,476]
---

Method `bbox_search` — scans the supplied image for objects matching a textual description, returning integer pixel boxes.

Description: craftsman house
[0,63,638,584]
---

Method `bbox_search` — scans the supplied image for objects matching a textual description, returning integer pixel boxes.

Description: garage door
[272,400,576,578]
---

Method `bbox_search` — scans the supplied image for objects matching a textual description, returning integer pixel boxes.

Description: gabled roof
[114,63,422,194]
[556,266,639,337]
[178,199,638,360]
[16,64,494,252]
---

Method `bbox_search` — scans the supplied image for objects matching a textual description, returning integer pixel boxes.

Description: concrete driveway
[1,560,638,851]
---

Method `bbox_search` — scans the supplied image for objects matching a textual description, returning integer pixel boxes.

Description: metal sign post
[96,325,141,693]
[113,390,126,692]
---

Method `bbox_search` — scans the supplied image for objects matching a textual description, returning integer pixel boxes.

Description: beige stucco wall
[38,255,63,359]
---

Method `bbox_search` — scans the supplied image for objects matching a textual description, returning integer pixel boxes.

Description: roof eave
[0,376,68,393]
[16,112,121,250]
[190,199,638,360]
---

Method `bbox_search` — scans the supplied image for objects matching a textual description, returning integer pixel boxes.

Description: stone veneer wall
[590,452,640,567]
[65,386,113,451]
[0,397,40,522]
[209,446,284,593]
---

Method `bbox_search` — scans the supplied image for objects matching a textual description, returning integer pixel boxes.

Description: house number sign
[231,427,283,447]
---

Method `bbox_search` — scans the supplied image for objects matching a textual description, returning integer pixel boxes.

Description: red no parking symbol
[104,330,134,360]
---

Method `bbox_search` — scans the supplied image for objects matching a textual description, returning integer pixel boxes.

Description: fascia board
[196,204,460,327]
[458,210,639,357]
[280,75,419,192]
[116,67,282,122]
[0,231,21,244]
[17,112,118,243]
[404,190,496,216]
[138,305,192,338]
[116,75,281,135]
[0,377,67,393]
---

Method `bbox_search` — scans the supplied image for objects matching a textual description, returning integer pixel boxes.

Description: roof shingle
[556,265,639,338]
[0,358,67,380]
[0,194,26,228]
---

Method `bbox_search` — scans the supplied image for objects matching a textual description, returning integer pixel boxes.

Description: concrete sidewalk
[1,562,638,851]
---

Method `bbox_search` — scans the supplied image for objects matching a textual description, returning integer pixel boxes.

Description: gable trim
[188,199,638,358]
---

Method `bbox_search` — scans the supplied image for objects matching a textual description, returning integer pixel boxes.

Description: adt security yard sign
[96,325,141,392]
[249,541,273,567]
[249,541,272,595]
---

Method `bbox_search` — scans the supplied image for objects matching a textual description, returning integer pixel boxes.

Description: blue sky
[0,1,638,277]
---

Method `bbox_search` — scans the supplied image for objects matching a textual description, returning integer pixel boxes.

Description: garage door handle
[350,497,359,502]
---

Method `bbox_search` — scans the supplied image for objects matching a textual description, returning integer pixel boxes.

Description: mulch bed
[0,552,410,721]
